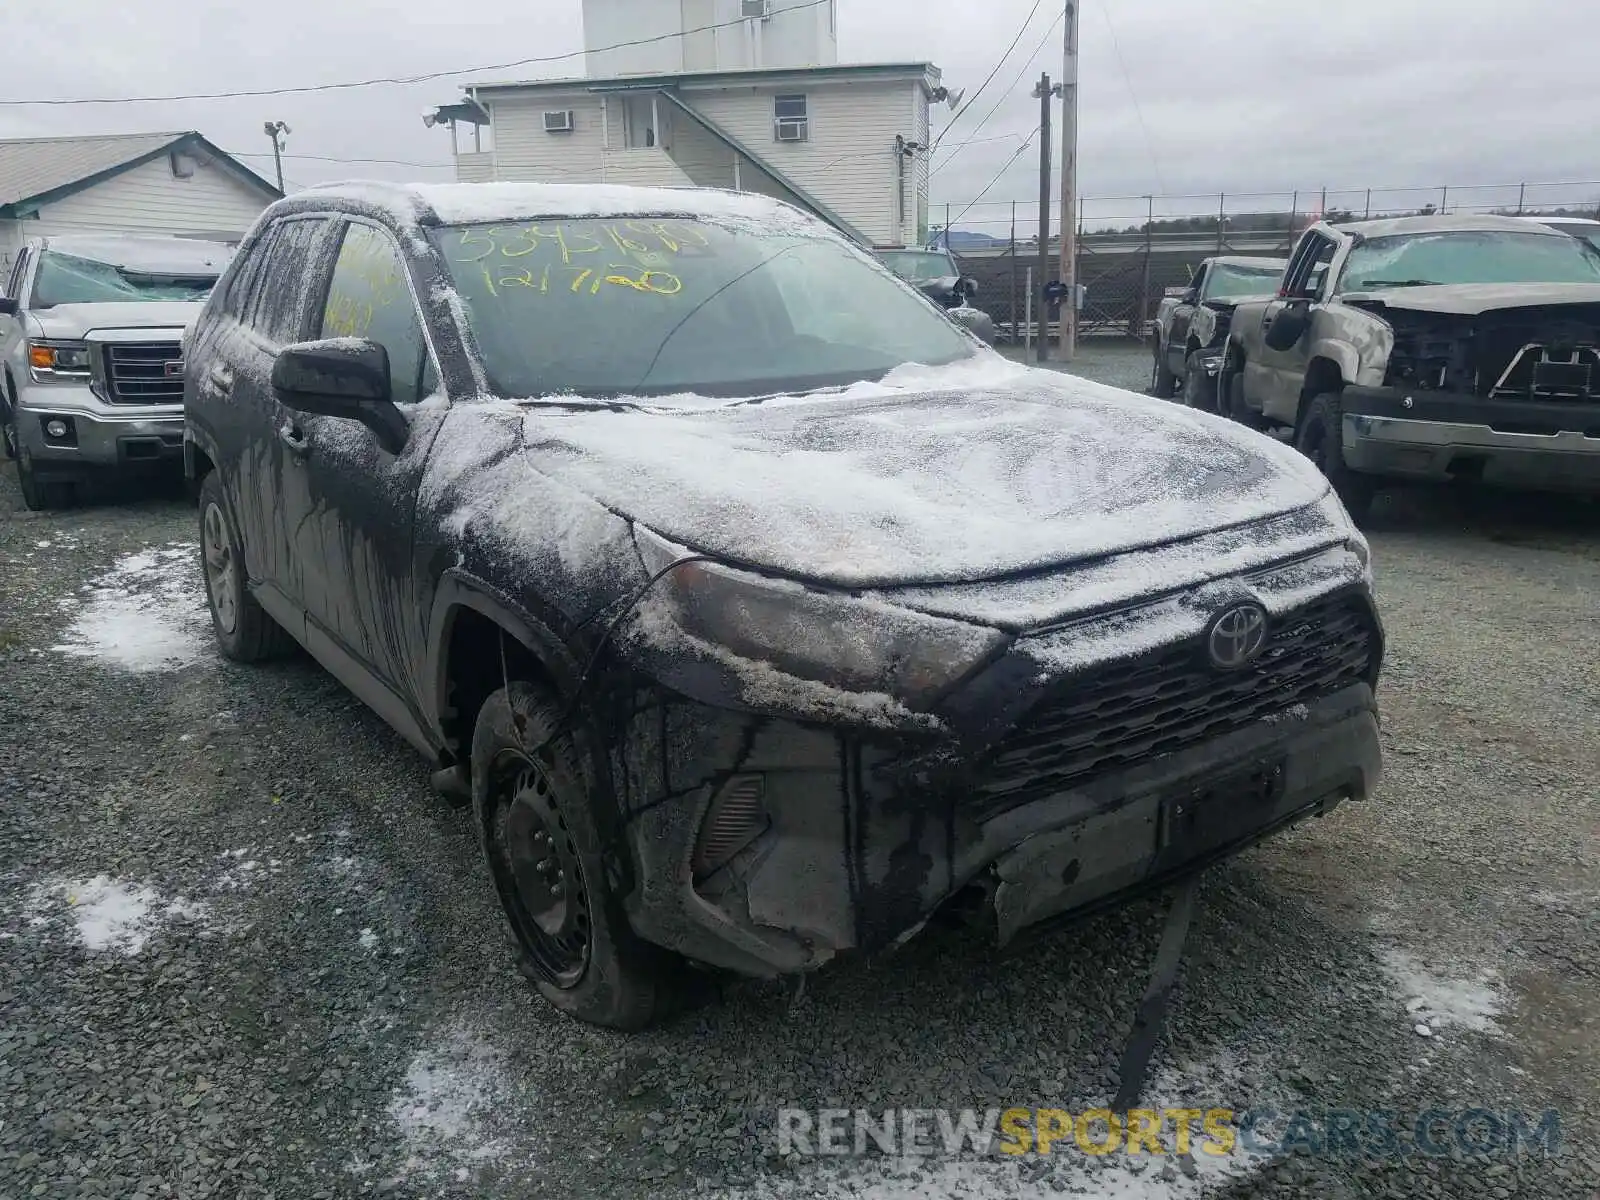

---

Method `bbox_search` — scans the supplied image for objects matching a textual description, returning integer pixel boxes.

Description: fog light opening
[691,774,771,880]
[44,418,72,441]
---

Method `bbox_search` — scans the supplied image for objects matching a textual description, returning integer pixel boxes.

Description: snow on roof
[1339,213,1574,239]
[298,180,823,235]
[41,233,235,272]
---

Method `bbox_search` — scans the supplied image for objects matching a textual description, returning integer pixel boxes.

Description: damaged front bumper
[611,551,1384,977]
[1342,385,1600,491]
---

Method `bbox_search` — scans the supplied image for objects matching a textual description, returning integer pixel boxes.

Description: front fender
[1306,338,1364,389]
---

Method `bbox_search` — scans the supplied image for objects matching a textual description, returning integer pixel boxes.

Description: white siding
[605,148,694,187]
[582,0,836,75]
[456,152,496,183]
[29,153,271,243]
[0,221,23,279]
[687,79,912,244]
[485,94,609,184]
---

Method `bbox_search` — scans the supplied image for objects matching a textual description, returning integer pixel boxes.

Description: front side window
[30,240,228,309]
[431,217,975,401]
[1204,263,1283,301]
[320,222,436,405]
[1339,230,1600,292]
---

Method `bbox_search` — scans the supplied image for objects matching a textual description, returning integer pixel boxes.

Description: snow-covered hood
[1342,281,1600,316]
[27,301,204,340]
[518,360,1333,590]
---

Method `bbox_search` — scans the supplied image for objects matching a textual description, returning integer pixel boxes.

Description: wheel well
[187,442,215,482]
[1301,357,1346,404]
[440,607,557,770]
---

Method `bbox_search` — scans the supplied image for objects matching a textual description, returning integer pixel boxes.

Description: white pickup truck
[0,233,233,509]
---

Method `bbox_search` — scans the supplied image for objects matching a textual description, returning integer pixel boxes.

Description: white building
[429,0,942,248]
[0,132,282,275]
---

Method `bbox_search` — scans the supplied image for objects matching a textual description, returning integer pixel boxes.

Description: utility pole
[1058,0,1080,360]
[1033,73,1054,363]
[263,121,290,193]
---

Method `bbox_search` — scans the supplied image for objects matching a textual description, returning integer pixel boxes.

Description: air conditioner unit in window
[775,119,808,143]
[741,0,770,18]
[543,110,576,133]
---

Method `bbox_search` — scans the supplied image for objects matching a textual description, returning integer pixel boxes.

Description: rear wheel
[1295,392,1376,522]
[198,471,294,661]
[471,681,681,1030]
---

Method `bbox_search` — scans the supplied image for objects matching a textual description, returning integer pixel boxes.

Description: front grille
[101,341,184,405]
[976,592,1375,814]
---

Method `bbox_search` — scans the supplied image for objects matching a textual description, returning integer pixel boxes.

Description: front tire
[197,471,294,662]
[16,452,74,511]
[471,681,681,1031]
[1295,392,1376,522]
[1181,352,1217,411]
[1150,343,1179,397]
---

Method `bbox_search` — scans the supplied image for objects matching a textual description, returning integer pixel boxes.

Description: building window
[774,95,809,143]
[623,94,666,148]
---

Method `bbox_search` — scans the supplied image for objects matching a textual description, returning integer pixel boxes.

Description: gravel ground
[1,349,1596,1200]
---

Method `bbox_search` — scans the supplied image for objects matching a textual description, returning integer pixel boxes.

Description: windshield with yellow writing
[430,218,975,401]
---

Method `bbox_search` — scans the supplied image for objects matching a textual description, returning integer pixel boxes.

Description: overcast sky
[3,0,1597,234]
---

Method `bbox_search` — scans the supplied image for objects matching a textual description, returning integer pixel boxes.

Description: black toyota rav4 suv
[184,181,1383,1030]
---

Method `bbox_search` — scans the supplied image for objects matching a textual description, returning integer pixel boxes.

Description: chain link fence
[931,180,1600,344]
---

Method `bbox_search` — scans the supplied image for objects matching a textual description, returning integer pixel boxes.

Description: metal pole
[1216,193,1225,254]
[1139,194,1152,342]
[1319,186,1327,220]
[1034,72,1055,363]
[1010,201,1019,345]
[1058,0,1080,361]
[1025,266,1035,353]
[1517,182,1526,215]
[1289,190,1298,247]
[945,203,952,247]
[1441,186,1448,215]
[264,121,288,193]
[1364,188,1371,220]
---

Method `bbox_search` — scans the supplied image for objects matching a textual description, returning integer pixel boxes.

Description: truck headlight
[632,526,1009,708]
[27,341,93,384]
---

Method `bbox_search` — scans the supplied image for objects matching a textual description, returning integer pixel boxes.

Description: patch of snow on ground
[1379,949,1504,1036]
[26,875,209,956]
[51,543,211,672]
[386,1025,515,1183]
[359,928,380,952]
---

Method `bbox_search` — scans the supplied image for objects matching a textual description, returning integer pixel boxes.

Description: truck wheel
[15,452,74,511]
[198,471,295,662]
[1295,393,1375,522]
[1181,352,1217,411]
[1150,345,1179,398]
[471,681,682,1031]
[1223,370,1267,430]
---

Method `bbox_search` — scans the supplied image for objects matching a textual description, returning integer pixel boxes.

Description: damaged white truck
[1219,214,1600,518]
[182,182,1384,1035]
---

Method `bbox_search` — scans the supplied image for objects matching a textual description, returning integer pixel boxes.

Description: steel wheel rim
[202,502,238,635]
[485,747,591,989]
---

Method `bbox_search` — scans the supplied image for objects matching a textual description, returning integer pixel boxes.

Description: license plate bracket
[1154,757,1288,866]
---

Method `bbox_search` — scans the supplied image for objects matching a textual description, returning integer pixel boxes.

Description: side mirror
[948,305,996,345]
[0,296,18,317]
[1264,303,1312,352]
[959,276,980,299]
[271,338,406,453]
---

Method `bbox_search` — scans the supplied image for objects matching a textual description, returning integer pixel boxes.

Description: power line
[929,0,1047,153]
[227,149,452,169]
[0,0,831,107]
[944,123,1042,229]
[931,9,1064,178]
[1095,0,1166,195]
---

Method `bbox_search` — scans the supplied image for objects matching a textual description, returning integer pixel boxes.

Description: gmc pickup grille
[975,592,1376,815]
[102,342,185,405]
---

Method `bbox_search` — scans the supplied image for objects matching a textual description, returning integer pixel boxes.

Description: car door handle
[278,422,311,459]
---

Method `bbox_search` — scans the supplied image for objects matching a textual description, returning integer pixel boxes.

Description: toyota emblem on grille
[1208,603,1268,670]
[164,359,185,378]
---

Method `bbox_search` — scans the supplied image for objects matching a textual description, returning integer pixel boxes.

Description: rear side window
[240,217,330,344]
[220,224,280,321]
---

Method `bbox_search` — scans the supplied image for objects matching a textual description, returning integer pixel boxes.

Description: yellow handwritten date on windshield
[453,222,702,300]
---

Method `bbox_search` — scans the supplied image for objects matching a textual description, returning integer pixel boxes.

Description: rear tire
[198,471,294,662]
[1295,392,1376,522]
[471,681,681,1031]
